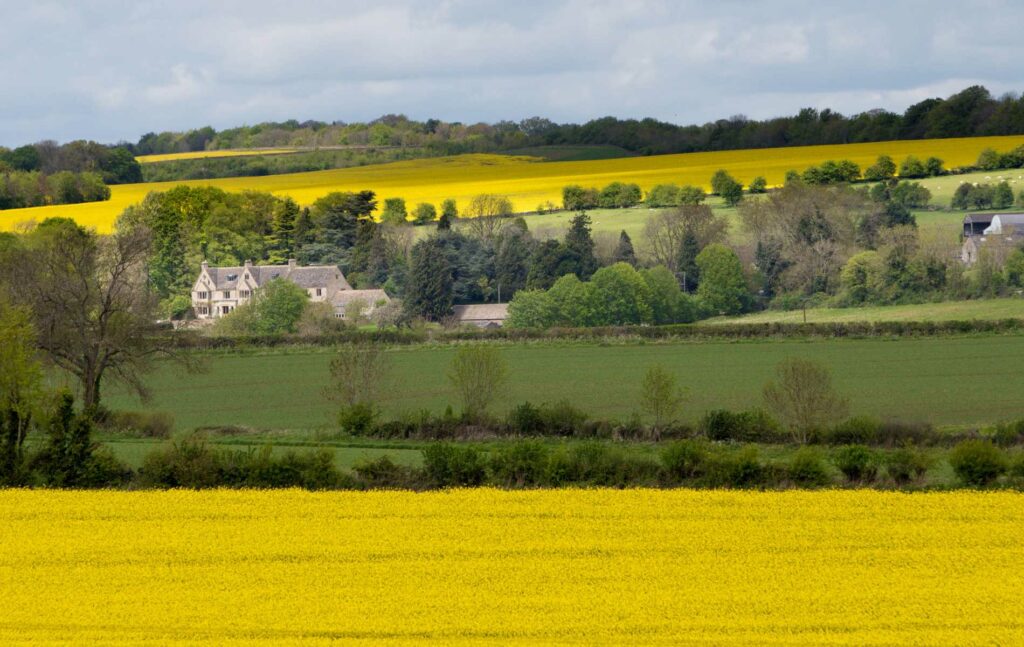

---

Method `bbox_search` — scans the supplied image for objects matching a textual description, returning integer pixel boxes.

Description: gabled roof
[201,262,348,290]
[331,289,390,307]
[453,303,509,321]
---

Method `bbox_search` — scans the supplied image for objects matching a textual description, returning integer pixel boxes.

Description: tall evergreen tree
[612,230,637,266]
[677,229,701,292]
[405,237,454,321]
[563,211,598,279]
[494,228,534,300]
[268,197,299,263]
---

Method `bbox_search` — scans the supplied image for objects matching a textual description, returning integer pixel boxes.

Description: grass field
[6,135,1024,233]
[710,297,1024,325]
[1,489,1020,644]
[103,334,1024,432]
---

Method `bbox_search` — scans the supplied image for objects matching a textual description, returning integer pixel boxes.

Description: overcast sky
[2,0,1023,146]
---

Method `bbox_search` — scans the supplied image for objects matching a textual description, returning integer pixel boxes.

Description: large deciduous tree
[1,218,191,414]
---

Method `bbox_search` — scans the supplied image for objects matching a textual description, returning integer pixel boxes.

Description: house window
[240,290,251,298]
[221,306,230,314]
[222,291,231,299]
[316,288,323,297]
[197,306,208,315]
[197,291,209,299]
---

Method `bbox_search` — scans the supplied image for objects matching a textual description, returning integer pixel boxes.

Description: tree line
[121,86,1024,158]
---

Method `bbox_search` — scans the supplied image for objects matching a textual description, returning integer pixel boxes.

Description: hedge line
[168,318,1024,350]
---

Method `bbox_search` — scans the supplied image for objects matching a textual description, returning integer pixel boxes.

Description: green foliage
[948,440,1008,487]
[840,251,883,305]
[976,147,1001,171]
[699,409,781,443]
[762,357,849,443]
[802,159,860,185]
[787,448,831,487]
[993,181,1014,209]
[506,289,556,328]
[695,244,747,315]
[380,197,408,225]
[645,183,682,207]
[710,170,743,206]
[639,365,684,437]
[597,182,642,208]
[832,445,878,483]
[422,443,487,487]
[489,440,549,487]
[863,155,897,182]
[30,392,127,487]
[405,237,454,320]
[889,181,932,208]
[886,446,931,485]
[747,176,768,194]
[216,278,309,335]
[661,440,709,482]
[562,185,599,211]
[678,185,706,205]
[588,263,653,325]
[0,302,44,483]
[899,155,928,178]
[612,230,637,266]
[412,202,437,225]
[563,212,598,280]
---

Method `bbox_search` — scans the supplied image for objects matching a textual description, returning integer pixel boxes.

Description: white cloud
[2,0,1024,145]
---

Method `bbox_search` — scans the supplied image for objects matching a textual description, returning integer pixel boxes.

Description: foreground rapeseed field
[5,134,1024,233]
[0,489,1020,645]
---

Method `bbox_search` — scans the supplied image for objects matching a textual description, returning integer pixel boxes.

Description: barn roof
[453,304,509,321]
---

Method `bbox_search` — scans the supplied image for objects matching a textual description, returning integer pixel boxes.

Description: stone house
[452,303,509,328]
[191,259,388,319]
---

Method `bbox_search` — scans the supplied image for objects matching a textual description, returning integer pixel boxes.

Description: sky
[2,0,1023,147]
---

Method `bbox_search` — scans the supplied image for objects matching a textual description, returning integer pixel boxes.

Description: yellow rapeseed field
[135,148,300,163]
[0,489,1021,645]
[5,134,1024,233]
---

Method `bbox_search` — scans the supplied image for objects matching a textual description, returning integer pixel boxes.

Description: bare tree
[1,219,195,414]
[643,205,728,270]
[639,365,685,440]
[763,357,849,443]
[324,344,390,409]
[448,345,509,419]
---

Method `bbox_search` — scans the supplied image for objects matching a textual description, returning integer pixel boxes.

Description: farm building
[453,303,509,328]
[961,213,1024,264]
[191,259,389,319]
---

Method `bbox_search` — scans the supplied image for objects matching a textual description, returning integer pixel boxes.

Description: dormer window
[226,274,238,281]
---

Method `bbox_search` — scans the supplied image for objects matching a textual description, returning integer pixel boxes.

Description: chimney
[201,260,208,271]
[288,258,297,270]
[244,259,253,268]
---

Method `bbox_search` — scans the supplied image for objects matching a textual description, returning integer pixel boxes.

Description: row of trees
[0,170,110,210]
[0,141,141,184]
[122,86,1024,157]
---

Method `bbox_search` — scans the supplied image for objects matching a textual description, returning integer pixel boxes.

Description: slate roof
[202,262,350,290]
[331,289,390,307]
[453,304,509,321]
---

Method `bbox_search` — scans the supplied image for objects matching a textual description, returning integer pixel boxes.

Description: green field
[710,298,1024,325]
[104,334,1024,433]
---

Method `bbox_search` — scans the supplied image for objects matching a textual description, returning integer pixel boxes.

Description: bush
[787,448,831,487]
[827,417,881,445]
[422,443,487,487]
[546,442,661,487]
[100,410,175,439]
[832,445,878,483]
[875,420,938,447]
[886,446,931,486]
[661,440,708,482]
[337,403,379,436]
[948,440,1008,487]
[489,441,549,487]
[353,455,425,489]
[988,420,1024,448]
[139,435,221,488]
[507,400,588,437]
[700,409,782,443]
[702,447,766,488]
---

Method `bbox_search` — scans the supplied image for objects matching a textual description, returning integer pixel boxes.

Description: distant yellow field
[135,148,300,163]
[1,489,1021,645]
[6,135,1024,233]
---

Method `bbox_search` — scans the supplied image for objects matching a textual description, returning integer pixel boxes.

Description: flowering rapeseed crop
[135,148,299,163]
[0,489,1020,644]
[4,134,1024,233]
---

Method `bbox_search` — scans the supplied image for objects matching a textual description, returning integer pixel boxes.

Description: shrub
[886,446,931,486]
[489,441,549,487]
[832,445,878,483]
[875,420,939,447]
[352,455,424,489]
[507,401,588,437]
[139,435,221,488]
[422,443,487,487]
[988,420,1024,448]
[449,346,509,419]
[702,447,766,488]
[661,440,709,482]
[787,448,831,487]
[827,417,881,445]
[700,409,782,443]
[948,440,1008,487]
[337,403,379,436]
[236,446,346,489]
[99,410,175,439]
[763,358,849,443]
[546,442,661,487]
[508,402,544,436]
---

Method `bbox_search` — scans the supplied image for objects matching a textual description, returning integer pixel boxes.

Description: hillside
[5,134,1024,233]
